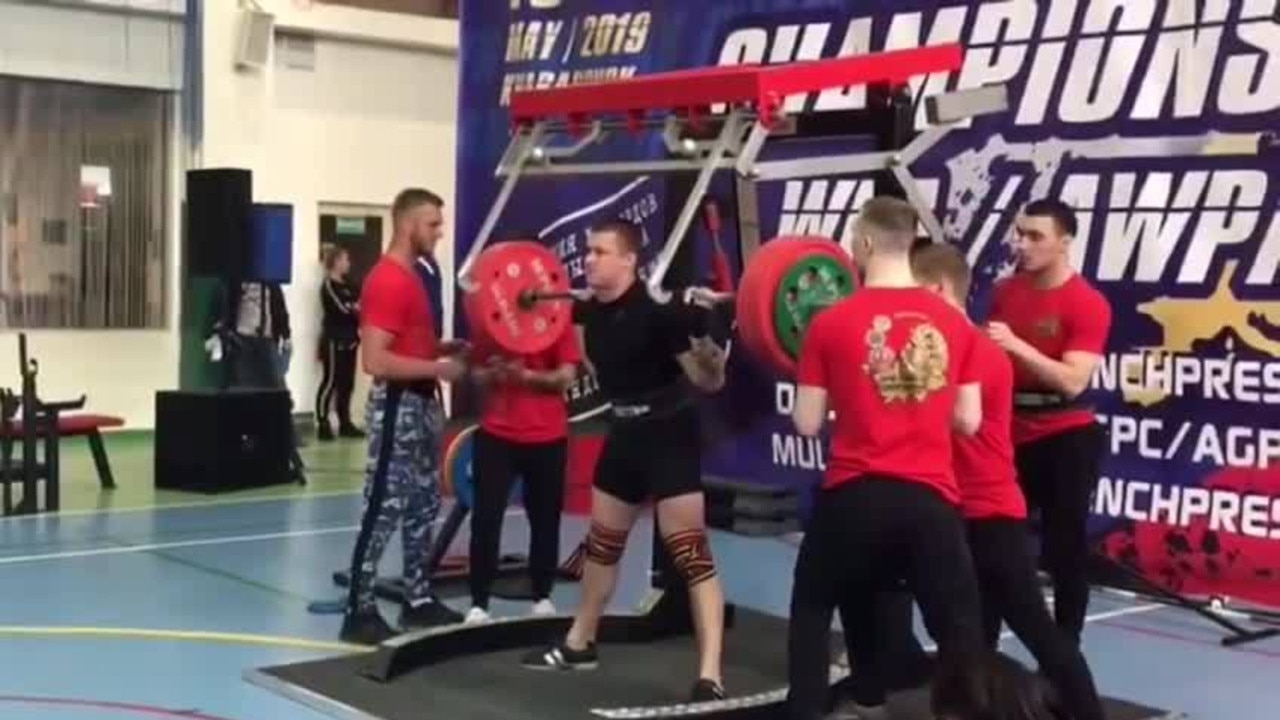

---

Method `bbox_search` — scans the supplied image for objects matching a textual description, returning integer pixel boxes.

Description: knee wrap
[663,529,717,587]
[585,522,628,567]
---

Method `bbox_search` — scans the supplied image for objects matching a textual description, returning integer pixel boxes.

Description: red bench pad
[0,414,124,437]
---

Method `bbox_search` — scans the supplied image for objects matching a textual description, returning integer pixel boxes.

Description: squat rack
[434,46,1014,719]
[457,43,1010,302]
[461,36,1280,651]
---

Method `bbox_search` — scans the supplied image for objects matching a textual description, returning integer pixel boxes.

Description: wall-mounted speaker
[235,8,275,70]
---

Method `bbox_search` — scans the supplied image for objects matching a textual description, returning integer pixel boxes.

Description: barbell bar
[461,236,858,377]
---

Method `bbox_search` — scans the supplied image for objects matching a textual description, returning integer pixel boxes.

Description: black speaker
[186,168,252,279]
[154,389,292,493]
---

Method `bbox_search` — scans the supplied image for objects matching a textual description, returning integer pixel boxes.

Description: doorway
[319,213,383,289]
[317,203,390,427]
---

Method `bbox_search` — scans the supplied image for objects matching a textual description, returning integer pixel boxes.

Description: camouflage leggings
[345,383,444,612]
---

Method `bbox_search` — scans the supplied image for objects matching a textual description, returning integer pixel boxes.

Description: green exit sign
[336,217,366,235]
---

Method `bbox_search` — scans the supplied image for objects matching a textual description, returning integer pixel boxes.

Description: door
[319,213,383,290]
[317,204,391,427]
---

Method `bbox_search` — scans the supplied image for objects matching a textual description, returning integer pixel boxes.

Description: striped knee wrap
[585,522,628,566]
[663,529,717,587]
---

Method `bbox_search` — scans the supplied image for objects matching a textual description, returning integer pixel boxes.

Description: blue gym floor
[0,465,1277,719]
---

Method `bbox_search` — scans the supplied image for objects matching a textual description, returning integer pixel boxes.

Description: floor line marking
[0,526,361,565]
[919,602,1163,652]
[142,546,315,604]
[1099,619,1280,659]
[0,695,239,720]
[0,626,366,653]
[1073,602,1165,623]
[0,488,363,525]
[0,507,525,566]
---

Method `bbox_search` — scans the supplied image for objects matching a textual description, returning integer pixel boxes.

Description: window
[321,0,458,18]
[0,76,171,329]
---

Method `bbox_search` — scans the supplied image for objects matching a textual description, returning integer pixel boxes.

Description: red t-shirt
[989,273,1111,445]
[797,287,981,505]
[473,330,583,443]
[360,257,439,360]
[954,334,1026,520]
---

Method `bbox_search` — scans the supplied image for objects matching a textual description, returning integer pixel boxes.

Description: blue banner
[458,0,1280,608]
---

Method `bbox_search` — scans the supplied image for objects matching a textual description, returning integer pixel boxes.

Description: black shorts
[594,406,702,505]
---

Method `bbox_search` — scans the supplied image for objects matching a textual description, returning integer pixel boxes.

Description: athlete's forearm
[516,367,576,394]
[691,359,726,392]
[693,338,727,391]
[471,366,499,387]
[1008,342,1089,397]
[364,350,455,382]
[680,351,726,392]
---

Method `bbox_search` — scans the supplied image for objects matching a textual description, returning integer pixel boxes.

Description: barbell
[460,237,858,377]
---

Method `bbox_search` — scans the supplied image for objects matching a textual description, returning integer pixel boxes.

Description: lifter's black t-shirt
[572,281,699,402]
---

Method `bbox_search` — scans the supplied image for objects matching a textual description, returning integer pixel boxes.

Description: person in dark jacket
[316,245,364,440]
[210,276,306,483]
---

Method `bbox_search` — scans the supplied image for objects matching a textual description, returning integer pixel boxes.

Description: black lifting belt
[1013,390,1091,413]
[609,382,694,421]
[390,379,440,401]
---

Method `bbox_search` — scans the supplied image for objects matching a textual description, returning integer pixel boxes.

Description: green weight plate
[773,253,856,359]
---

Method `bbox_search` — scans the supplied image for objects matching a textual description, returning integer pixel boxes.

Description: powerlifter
[987,199,1112,646]
[832,242,1105,720]
[785,197,990,720]
[520,219,731,703]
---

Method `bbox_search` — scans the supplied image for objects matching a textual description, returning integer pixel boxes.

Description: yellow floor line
[0,626,369,653]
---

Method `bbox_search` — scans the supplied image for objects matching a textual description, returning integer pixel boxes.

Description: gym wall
[0,0,458,429]
[0,0,184,431]
[199,0,461,424]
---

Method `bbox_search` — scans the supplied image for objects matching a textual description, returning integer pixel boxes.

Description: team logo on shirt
[864,314,949,403]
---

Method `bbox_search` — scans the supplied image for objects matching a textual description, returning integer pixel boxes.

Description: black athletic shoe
[338,425,366,439]
[690,678,726,703]
[399,597,463,629]
[339,609,396,646]
[317,423,335,442]
[520,642,598,670]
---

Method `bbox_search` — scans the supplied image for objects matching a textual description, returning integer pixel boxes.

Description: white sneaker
[464,606,491,624]
[530,599,557,616]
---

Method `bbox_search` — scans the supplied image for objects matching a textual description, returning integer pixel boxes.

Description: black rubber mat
[257,609,791,720]
[251,609,1180,720]
[879,686,1178,720]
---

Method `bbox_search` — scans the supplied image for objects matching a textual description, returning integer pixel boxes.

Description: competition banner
[457,1,1280,609]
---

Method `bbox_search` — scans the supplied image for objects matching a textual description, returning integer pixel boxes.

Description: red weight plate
[771,238,860,375]
[736,237,815,377]
[737,239,801,375]
[462,286,494,351]
[733,243,773,369]
[465,241,572,356]
[740,236,858,377]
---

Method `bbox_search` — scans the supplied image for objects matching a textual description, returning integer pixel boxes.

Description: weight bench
[0,414,124,490]
[1,334,125,516]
